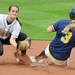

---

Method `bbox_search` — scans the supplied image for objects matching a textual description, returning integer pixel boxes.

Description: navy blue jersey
[49,19,75,60]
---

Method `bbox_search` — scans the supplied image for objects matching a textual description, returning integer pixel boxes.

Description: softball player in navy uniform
[0,5,31,61]
[33,8,75,66]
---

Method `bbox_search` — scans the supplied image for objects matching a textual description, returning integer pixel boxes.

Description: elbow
[47,26,52,32]
[47,28,50,32]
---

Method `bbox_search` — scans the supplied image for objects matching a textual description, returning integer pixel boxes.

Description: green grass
[0,0,75,40]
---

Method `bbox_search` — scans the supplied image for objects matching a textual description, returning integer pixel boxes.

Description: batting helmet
[69,8,75,20]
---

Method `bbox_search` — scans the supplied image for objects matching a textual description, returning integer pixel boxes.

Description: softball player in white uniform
[0,5,30,58]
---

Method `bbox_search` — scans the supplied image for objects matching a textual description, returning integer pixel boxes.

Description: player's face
[8,6,19,20]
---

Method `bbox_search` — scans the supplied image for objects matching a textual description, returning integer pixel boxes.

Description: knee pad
[0,50,3,56]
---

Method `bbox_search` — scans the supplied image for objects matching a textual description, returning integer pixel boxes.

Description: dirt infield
[0,40,75,75]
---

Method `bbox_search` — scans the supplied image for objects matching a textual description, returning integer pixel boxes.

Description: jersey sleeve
[52,19,68,32]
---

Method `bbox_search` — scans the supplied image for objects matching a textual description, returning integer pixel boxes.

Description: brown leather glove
[14,51,32,66]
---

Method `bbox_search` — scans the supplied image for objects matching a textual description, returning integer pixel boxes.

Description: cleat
[31,59,49,67]
[30,56,36,62]
[16,57,20,62]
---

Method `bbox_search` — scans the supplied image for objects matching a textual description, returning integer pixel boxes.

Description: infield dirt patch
[0,40,75,75]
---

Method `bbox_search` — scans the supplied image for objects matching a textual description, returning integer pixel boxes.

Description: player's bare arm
[47,25,55,32]
[10,36,17,48]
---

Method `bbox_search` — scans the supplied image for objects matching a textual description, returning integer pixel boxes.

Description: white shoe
[29,56,37,62]
[30,59,49,67]
[16,57,20,62]
[16,57,24,64]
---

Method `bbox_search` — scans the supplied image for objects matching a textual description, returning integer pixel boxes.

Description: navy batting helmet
[69,8,75,20]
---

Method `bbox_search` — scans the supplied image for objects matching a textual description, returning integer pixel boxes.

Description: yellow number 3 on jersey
[61,32,72,43]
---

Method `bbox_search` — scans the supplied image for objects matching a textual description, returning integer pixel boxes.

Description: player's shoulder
[0,14,7,16]
[13,19,21,29]
[58,19,69,22]
[53,19,69,26]
[0,14,7,19]
[58,19,70,24]
[15,19,20,26]
[55,19,70,27]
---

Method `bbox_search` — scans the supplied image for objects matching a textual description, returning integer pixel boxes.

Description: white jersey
[0,14,21,39]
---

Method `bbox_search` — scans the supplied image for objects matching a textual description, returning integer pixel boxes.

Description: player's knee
[0,50,3,56]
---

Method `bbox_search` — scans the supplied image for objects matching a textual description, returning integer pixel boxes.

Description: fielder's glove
[17,37,31,51]
[14,51,32,66]
[14,37,32,65]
